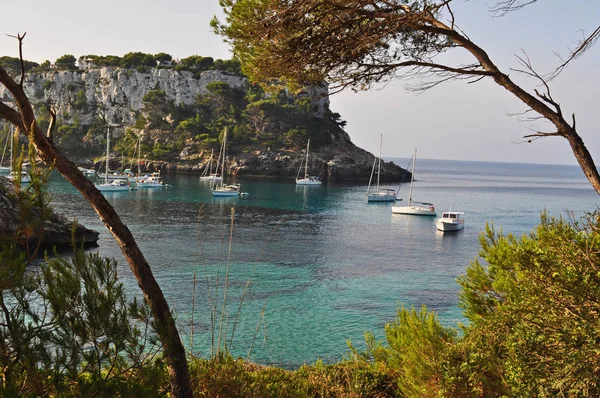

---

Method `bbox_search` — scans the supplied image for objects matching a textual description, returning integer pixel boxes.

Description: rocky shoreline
[0,177,99,251]
[87,139,411,183]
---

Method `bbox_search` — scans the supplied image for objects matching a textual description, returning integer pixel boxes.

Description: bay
[46,158,599,368]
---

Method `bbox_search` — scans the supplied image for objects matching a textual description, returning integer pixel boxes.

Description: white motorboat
[436,211,465,232]
[137,172,164,188]
[211,128,241,197]
[392,149,436,216]
[212,184,241,197]
[78,167,97,176]
[367,134,396,202]
[296,139,322,185]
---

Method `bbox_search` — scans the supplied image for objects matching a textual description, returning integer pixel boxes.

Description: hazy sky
[2,0,598,165]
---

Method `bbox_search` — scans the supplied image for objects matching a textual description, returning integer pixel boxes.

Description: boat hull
[296,178,321,185]
[435,221,464,232]
[212,190,240,197]
[96,181,130,192]
[367,192,397,202]
[200,176,223,183]
[96,185,130,192]
[137,182,163,188]
[391,205,436,216]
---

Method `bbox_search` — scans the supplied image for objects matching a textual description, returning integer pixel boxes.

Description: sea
[45,158,599,368]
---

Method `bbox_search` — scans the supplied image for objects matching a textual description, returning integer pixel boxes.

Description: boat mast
[9,126,13,174]
[105,124,110,183]
[137,134,142,178]
[220,128,227,185]
[407,149,417,206]
[304,139,310,178]
[376,134,382,192]
[0,127,9,169]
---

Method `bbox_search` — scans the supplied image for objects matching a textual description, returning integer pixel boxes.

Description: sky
[1,0,599,165]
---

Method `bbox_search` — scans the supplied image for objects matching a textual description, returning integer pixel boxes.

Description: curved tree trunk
[425,18,600,195]
[0,68,192,397]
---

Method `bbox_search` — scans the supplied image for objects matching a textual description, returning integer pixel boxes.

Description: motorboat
[435,211,465,232]
[137,172,164,188]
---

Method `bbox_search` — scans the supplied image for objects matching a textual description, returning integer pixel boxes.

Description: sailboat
[95,124,130,192]
[211,128,240,197]
[132,134,163,188]
[6,126,31,184]
[200,149,223,182]
[391,149,436,216]
[367,134,396,202]
[296,139,321,185]
[0,128,10,173]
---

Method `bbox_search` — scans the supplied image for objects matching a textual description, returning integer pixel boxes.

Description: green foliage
[74,89,87,109]
[79,54,122,67]
[55,54,77,70]
[0,56,39,73]
[452,213,600,396]
[189,354,398,397]
[120,52,156,68]
[154,52,173,63]
[142,89,174,129]
[42,79,52,90]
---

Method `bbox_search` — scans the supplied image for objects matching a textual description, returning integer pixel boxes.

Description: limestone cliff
[0,66,407,182]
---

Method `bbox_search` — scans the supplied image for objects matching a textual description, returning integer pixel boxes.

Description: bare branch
[46,105,56,140]
[490,0,539,16]
[5,32,27,86]
[549,25,600,80]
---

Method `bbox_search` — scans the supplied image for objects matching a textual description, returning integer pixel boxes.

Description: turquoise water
[46,159,599,367]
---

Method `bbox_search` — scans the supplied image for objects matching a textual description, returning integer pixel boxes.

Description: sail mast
[105,124,110,183]
[377,134,382,191]
[407,149,416,206]
[305,139,310,178]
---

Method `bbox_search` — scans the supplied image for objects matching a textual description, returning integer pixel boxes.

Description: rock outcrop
[0,177,99,250]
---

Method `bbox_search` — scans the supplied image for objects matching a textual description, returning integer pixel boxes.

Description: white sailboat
[367,134,396,202]
[95,124,130,192]
[200,149,223,182]
[296,139,321,185]
[391,149,436,216]
[211,128,240,197]
[132,134,164,188]
[0,128,10,173]
[6,126,31,184]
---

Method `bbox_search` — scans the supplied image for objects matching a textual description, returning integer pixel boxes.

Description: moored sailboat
[200,149,223,183]
[211,128,240,197]
[391,149,435,216]
[95,124,130,192]
[296,139,321,185]
[367,134,396,202]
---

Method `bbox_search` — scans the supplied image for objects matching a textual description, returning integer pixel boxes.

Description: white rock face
[0,67,330,126]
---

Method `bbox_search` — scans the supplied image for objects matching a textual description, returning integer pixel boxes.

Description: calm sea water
[46,158,599,368]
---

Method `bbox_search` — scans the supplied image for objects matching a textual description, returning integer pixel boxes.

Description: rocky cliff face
[1,67,407,182]
[0,67,329,126]
[0,177,99,250]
